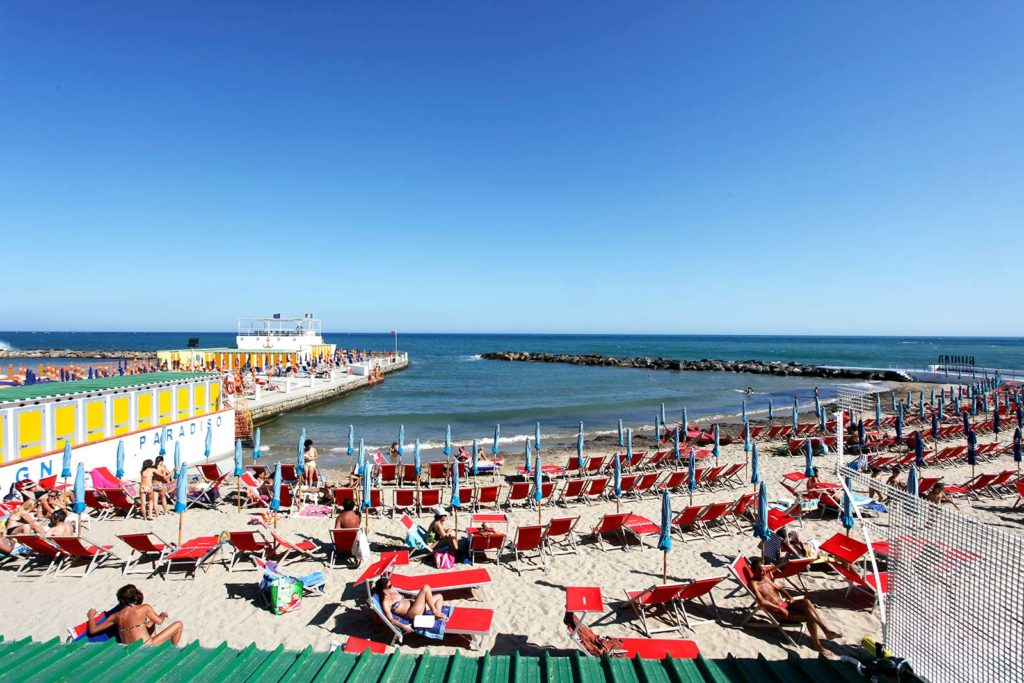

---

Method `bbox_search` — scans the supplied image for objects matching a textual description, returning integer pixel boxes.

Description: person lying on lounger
[748,556,841,652]
[4,499,46,536]
[45,509,75,537]
[373,578,447,634]
[87,584,183,646]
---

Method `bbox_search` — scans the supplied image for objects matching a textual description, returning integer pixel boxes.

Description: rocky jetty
[0,349,156,359]
[480,351,907,381]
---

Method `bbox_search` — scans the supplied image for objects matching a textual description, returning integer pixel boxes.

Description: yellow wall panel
[194,385,207,415]
[85,401,105,442]
[157,390,172,424]
[176,387,191,418]
[113,396,131,435]
[18,410,43,459]
[210,383,220,408]
[137,393,153,428]
[54,404,77,446]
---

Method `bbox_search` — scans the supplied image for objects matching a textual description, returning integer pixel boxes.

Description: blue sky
[1,2,1022,335]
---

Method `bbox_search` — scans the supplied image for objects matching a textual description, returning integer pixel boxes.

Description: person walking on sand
[87,584,184,646]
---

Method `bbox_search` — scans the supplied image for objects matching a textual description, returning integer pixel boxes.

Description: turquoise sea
[2,332,1022,466]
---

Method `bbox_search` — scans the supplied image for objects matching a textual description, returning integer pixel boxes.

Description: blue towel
[371,596,452,640]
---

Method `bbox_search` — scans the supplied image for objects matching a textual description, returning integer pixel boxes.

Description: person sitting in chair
[372,577,447,635]
[748,556,840,652]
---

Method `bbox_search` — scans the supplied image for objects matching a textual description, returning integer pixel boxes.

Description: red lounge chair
[676,576,726,628]
[187,472,229,510]
[728,555,801,646]
[727,493,757,532]
[389,567,493,599]
[564,457,581,477]
[644,451,669,470]
[98,487,139,519]
[50,536,115,578]
[582,456,605,476]
[416,488,442,515]
[530,481,556,508]
[503,482,531,508]
[238,472,268,509]
[767,508,798,532]
[631,472,660,499]
[226,531,269,571]
[333,487,357,512]
[363,489,384,515]
[329,528,360,568]
[830,560,888,608]
[280,464,297,482]
[428,462,447,486]
[671,506,706,542]
[198,463,224,482]
[157,536,221,580]
[658,471,687,493]
[393,488,416,517]
[9,535,66,577]
[591,513,631,551]
[720,463,745,488]
[819,533,868,565]
[379,463,398,486]
[623,583,687,636]
[768,556,816,592]
[696,502,733,539]
[473,484,502,512]
[84,490,114,521]
[342,637,388,654]
[581,477,610,505]
[564,612,699,660]
[268,529,318,564]
[400,463,419,487]
[117,533,174,576]
[467,531,506,564]
[543,516,579,556]
[555,478,586,507]
[367,596,494,651]
[503,525,547,575]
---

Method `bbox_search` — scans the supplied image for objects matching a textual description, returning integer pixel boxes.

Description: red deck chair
[727,493,757,532]
[503,481,531,508]
[280,464,297,482]
[474,484,502,512]
[226,531,269,571]
[97,487,139,519]
[503,525,547,574]
[768,557,816,592]
[556,478,587,506]
[630,472,660,500]
[657,471,686,493]
[268,529,318,564]
[388,567,493,599]
[456,486,474,511]
[622,514,661,551]
[696,502,734,539]
[367,594,494,651]
[117,533,174,576]
[591,512,631,551]
[617,474,639,499]
[84,490,114,521]
[728,555,801,646]
[400,464,419,487]
[343,637,388,654]
[627,451,647,470]
[543,516,579,557]
[582,477,610,505]
[564,457,581,478]
[699,465,726,490]
[50,536,115,578]
[415,488,442,515]
[623,583,686,636]
[329,528,360,568]
[530,481,556,508]
[671,505,706,542]
[644,451,669,470]
[676,576,726,628]
[364,488,384,516]
[379,463,398,486]
[10,535,67,577]
[720,463,745,488]
[583,456,605,476]
[468,531,506,564]
[564,612,699,660]
[393,488,416,517]
[156,536,220,580]
[428,461,448,486]
[187,472,229,511]
[198,463,224,483]
[333,486,357,511]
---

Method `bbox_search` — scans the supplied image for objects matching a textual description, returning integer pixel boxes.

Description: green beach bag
[268,576,302,615]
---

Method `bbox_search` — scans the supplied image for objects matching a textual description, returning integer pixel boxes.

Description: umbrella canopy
[398,425,405,457]
[577,422,584,461]
[176,461,190,513]
[814,393,821,417]
[890,393,897,411]
[72,463,86,514]
[712,424,720,458]
[743,422,751,453]
[347,425,355,456]
[234,439,244,476]
[362,458,372,510]
[493,424,501,455]
[753,482,769,540]
[524,436,533,473]
[741,399,747,423]
[768,398,774,421]
[414,439,422,475]
[895,407,904,444]
[1017,405,1023,430]
[451,462,461,508]
[819,407,827,433]
[252,428,261,460]
[613,447,623,498]
[159,428,166,457]
[61,441,72,479]
[688,448,697,494]
[297,428,306,477]
[443,425,452,456]
[907,465,920,498]
[750,443,761,485]
[657,490,672,552]
[841,482,854,532]
[618,419,625,448]
[533,454,543,503]
[673,426,681,460]
[655,414,661,445]
[626,428,633,462]
[357,439,366,476]
[792,404,799,432]
[206,427,214,458]
[994,405,1002,434]
[471,438,479,475]
[967,429,977,466]
[173,441,182,479]
[682,408,689,437]
[914,431,925,468]
[660,402,667,427]
[535,422,542,451]
[115,440,125,479]
[919,392,925,421]
[962,410,970,433]
[1013,427,1022,465]
[803,439,815,477]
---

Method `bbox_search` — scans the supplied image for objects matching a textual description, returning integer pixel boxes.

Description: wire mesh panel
[836,383,875,419]
[838,466,1024,683]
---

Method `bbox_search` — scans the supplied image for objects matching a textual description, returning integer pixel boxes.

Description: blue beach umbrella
[618,419,625,448]
[347,425,354,456]
[931,412,939,440]
[1017,405,1023,431]
[657,490,672,555]
[1013,427,1021,468]
[819,407,827,433]
[713,424,720,458]
[173,441,181,479]
[297,428,306,477]
[753,482,769,541]
[804,439,815,477]
[875,394,882,425]
[159,428,166,457]
[626,428,633,463]
[742,399,747,423]
[471,438,479,476]
[743,422,751,453]
[857,419,865,448]
[177,461,191,514]
[534,422,542,451]
[919,392,925,421]
[660,402,667,428]
[234,439,243,476]
[252,428,260,460]
[841,483,854,534]
[524,438,532,474]
[673,426,681,461]
[931,389,936,408]
[750,443,761,487]
[962,411,970,433]
[61,441,72,479]
[73,463,86,515]
[967,429,977,466]
[362,459,372,511]
[938,395,945,417]
[792,404,799,432]
[768,398,774,421]
[398,425,405,457]
[655,413,661,445]
[451,461,461,509]
[576,422,584,462]
[914,431,925,468]
[205,427,213,458]
[443,425,452,457]
[115,440,125,479]
[814,392,821,417]
[533,454,543,504]
[890,393,897,412]
[414,438,422,478]
[682,408,689,437]
[357,438,366,476]
[994,405,1002,434]
[493,424,501,455]
[613,447,623,500]
[688,448,697,503]
[895,407,904,445]
[907,465,920,498]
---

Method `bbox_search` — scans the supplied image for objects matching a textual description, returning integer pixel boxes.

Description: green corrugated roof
[0,638,909,683]
[0,372,216,404]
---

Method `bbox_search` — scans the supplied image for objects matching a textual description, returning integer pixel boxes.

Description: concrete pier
[240,353,409,424]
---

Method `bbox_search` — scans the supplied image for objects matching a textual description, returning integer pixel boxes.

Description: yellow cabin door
[17,409,44,459]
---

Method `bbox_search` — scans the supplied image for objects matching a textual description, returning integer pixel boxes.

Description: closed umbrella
[613,446,623,513]
[750,443,761,494]
[626,428,633,466]
[962,410,970,434]
[618,419,625,448]
[655,413,661,445]
[357,438,366,477]
[753,482,769,558]
[576,422,584,464]
[206,427,214,458]
[931,389,936,408]
[967,429,977,476]
[443,425,452,457]
[792,403,799,432]
[252,427,261,460]
[712,424,720,458]
[742,399,747,423]
[398,425,405,458]
[534,421,542,451]
[673,426,681,462]
[914,431,925,468]
[931,412,939,440]
[857,419,865,448]
[534,453,543,524]
[115,440,125,479]
[61,440,72,482]
[938,395,945,418]
[682,408,689,438]
[73,463,86,537]
[1013,427,1021,471]
[895,407,904,445]
[450,460,461,537]
[687,448,697,506]
[841,481,854,536]
[493,424,501,455]
[768,398,774,421]
[890,393,897,412]
[296,428,306,479]
[173,441,181,479]
[347,425,354,456]
[814,392,821,417]
[994,404,1001,435]
[362,455,372,532]
[1017,405,1023,430]
[907,465,920,498]
[471,438,479,476]
[524,439,532,474]
[804,438,815,477]
[919,392,925,421]
[176,460,190,543]
[660,402,667,428]
[657,490,672,583]
[819,407,827,433]
[875,393,882,425]
[413,438,422,488]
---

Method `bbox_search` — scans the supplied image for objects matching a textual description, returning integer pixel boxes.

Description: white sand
[2,419,1020,660]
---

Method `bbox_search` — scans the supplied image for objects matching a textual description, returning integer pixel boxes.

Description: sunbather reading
[748,556,840,652]
[88,584,183,646]
[373,578,447,634]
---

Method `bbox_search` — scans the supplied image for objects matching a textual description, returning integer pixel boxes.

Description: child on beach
[139,460,157,521]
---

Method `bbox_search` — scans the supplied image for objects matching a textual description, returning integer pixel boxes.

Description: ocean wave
[463,355,482,361]
[0,340,15,351]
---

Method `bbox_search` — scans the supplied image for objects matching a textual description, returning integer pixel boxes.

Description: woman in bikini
[139,460,156,521]
[87,584,183,646]
[373,577,447,635]
[4,499,46,536]
[153,456,172,515]
[302,439,319,488]
[428,510,456,552]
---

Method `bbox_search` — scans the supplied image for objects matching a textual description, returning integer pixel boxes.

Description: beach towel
[296,504,332,518]
[405,526,429,552]
[434,550,456,569]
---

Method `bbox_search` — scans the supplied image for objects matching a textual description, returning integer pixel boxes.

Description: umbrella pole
[616,496,620,514]
[77,512,82,538]
[237,480,242,512]
[662,551,668,584]
[178,512,184,546]
[453,508,459,540]
[273,511,278,529]
[537,504,541,526]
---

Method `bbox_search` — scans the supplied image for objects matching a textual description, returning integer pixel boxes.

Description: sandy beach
[3,386,1019,662]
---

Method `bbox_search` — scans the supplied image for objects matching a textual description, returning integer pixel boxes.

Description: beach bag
[434,550,456,569]
[353,528,371,566]
[267,576,302,615]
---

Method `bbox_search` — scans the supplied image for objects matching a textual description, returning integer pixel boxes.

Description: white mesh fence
[838,464,1024,683]
[836,383,875,419]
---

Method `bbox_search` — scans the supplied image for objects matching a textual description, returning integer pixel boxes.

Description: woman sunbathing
[373,578,447,635]
[428,509,456,552]
[5,500,46,536]
[87,584,183,646]
[748,556,840,652]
